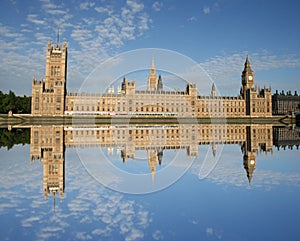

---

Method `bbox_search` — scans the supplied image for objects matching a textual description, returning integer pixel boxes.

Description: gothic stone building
[272,90,300,115]
[31,41,272,117]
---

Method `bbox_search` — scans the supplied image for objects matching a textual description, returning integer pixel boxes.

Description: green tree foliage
[0,128,30,150]
[0,90,31,114]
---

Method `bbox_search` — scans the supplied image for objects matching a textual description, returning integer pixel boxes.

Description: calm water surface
[0,124,300,241]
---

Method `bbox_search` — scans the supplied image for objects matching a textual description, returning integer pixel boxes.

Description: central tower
[147,57,162,91]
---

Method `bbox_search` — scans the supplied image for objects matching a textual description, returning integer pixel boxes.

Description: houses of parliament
[32,40,299,118]
[27,39,300,200]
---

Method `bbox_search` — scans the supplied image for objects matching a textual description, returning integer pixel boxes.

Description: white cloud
[80,1,95,10]
[0,200,18,213]
[68,198,90,213]
[27,14,45,25]
[91,228,106,235]
[21,216,41,227]
[152,230,163,240]
[20,28,32,33]
[138,14,151,31]
[152,1,163,12]
[206,227,213,236]
[126,0,144,13]
[0,46,44,94]
[40,0,56,10]
[94,6,114,15]
[39,0,68,16]
[39,0,73,29]
[137,211,149,227]
[188,16,197,22]
[0,24,22,38]
[125,228,144,241]
[71,28,93,43]
[75,232,93,240]
[36,226,65,240]
[34,32,49,43]
[203,6,210,14]
[46,9,68,15]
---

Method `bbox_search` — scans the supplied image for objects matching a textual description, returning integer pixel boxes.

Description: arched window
[57,66,60,76]
[51,66,54,76]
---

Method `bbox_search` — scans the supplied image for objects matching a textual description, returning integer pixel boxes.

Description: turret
[211,83,216,97]
[157,75,163,91]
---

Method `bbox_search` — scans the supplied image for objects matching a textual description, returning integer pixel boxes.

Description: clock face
[248,76,253,81]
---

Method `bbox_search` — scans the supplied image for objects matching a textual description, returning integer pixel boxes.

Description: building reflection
[29,124,300,200]
[30,126,65,200]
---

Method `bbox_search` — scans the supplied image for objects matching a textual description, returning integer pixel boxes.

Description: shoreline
[0,114,295,127]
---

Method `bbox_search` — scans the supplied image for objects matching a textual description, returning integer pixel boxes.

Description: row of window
[252,107,270,113]
[34,96,61,103]
[48,164,59,175]
[65,104,247,114]
[69,134,247,143]
[50,66,61,77]
[71,98,247,107]
[33,105,61,111]
[67,127,248,137]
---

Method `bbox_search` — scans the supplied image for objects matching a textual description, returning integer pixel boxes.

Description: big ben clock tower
[241,55,255,96]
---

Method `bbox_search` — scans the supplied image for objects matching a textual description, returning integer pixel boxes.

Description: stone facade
[31,40,67,115]
[272,90,300,115]
[31,42,273,117]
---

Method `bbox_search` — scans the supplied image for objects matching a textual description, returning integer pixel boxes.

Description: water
[0,124,300,241]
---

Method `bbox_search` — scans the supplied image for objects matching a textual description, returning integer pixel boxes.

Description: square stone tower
[31,40,67,115]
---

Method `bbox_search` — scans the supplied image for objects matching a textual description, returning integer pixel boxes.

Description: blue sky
[0,0,299,95]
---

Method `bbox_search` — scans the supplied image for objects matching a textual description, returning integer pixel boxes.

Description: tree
[0,128,30,149]
[0,90,31,114]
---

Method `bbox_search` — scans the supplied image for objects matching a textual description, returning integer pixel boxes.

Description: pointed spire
[244,54,252,70]
[151,170,155,184]
[245,54,250,66]
[150,56,156,75]
[151,56,155,70]
[211,83,216,97]
[55,26,60,50]
[247,173,253,184]
[212,143,217,157]
[148,56,158,91]
[53,189,56,212]
[57,27,60,45]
